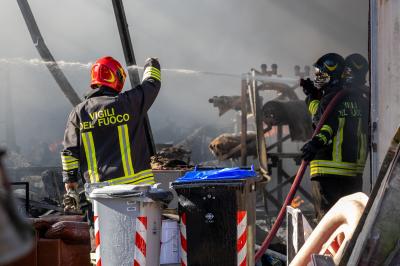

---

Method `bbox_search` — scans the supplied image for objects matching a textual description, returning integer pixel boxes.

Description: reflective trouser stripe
[356,133,367,174]
[311,160,358,169]
[118,124,134,177]
[82,132,99,183]
[332,117,345,161]
[311,160,359,177]
[356,118,367,174]
[311,167,358,177]
[308,100,320,115]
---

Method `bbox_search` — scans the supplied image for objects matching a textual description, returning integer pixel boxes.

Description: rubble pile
[151,146,192,170]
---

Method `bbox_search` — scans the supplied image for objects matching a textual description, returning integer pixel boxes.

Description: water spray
[0,57,300,84]
[0,57,92,69]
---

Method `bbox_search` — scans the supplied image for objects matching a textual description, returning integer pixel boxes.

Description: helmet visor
[313,67,330,89]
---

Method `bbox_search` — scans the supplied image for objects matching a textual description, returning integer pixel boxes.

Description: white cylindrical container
[160,219,180,264]
[89,184,162,266]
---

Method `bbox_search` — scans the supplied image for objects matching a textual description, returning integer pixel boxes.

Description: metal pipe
[277,125,283,203]
[111,0,156,155]
[240,77,248,166]
[369,0,379,189]
[251,70,270,181]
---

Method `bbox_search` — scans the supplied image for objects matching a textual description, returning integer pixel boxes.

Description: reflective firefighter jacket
[61,69,161,185]
[306,85,368,178]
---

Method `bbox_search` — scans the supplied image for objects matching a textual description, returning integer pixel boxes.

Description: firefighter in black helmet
[300,53,368,220]
[343,53,369,96]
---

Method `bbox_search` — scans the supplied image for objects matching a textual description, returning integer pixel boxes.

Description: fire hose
[255,88,350,262]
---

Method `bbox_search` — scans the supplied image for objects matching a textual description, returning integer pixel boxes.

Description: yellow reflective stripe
[107,169,153,185]
[356,132,367,174]
[149,69,161,78]
[82,132,99,183]
[357,118,362,163]
[310,165,357,172]
[82,133,94,183]
[123,125,134,174]
[133,176,155,185]
[61,155,78,163]
[62,160,79,166]
[118,125,129,176]
[311,159,359,176]
[88,133,99,182]
[109,174,154,185]
[143,67,161,81]
[316,133,328,145]
[321,125,333,136]
[356,118,367,173]
[332,117,345,162]
[62,162,79,166]
[118,124,134,177]
[145,66,161,76]
[62,159,78,164]
[308,100,320,115]
[360,133,367,163]
[311,160,358,169]
[311,167,358,177]
[62,162,79,170]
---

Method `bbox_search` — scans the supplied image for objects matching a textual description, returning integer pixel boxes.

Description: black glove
[300,137,324,161]
[63,188,81,213]
[144,57,160,69]
[300,78,318,97]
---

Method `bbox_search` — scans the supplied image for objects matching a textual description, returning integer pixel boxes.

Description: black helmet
[343,53,369,85]
[313,53,345,89]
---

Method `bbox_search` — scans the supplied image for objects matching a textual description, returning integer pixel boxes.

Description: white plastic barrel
[89,184,162,266]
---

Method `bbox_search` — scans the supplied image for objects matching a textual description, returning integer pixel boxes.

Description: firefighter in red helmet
[61,56,161,197]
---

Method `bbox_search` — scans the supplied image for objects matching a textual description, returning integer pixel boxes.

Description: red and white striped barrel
[180,213,187,266]
[94,203,102,266]
[134,216,148,266]
[237,211,248,266]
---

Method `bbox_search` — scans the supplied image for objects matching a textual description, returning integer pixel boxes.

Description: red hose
[255,88,349,262]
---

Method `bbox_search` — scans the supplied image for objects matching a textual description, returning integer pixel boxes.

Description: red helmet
[90,56,127,92]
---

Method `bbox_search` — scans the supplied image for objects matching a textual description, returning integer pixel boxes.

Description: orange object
[290,196,305,208]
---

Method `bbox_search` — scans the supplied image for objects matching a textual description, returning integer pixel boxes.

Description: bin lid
[89,184,151,199]
[173,166,257,183]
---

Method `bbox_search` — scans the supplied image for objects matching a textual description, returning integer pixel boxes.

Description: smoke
[0,0,368,164]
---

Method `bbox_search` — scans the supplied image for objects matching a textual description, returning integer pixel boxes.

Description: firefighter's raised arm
[123,58,161,114]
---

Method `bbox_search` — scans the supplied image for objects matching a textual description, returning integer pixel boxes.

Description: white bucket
[160,219,180,264]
